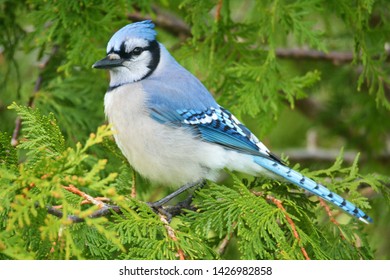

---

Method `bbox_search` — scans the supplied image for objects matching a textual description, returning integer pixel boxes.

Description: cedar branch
[266,195,311,260]
[46,186,195,224]
[131,169,137,198]
[63,184,106,208]
[215,0,223,22]
[217,221,236,255]
[46,204,122,223]
[159,213,186,260]
[276,48,390,64]
[318,198,346,240]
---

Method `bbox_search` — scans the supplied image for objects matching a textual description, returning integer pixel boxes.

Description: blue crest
[106,20,157,53]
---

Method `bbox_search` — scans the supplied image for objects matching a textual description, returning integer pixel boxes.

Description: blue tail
[254,156,373,224]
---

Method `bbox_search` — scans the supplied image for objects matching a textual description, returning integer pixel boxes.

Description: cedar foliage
[0,0,389,260]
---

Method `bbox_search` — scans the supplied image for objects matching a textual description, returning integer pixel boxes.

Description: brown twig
[275,147,390,165]
[45,184,122,223]
[11,118,22,147]
[46,186,195,224]
[11,76,42,146]
[276,47,390,65]
[318,198,340,226]
[217,221,236,255]
[49,225,64,254]
[276,48,354,65]
[80,197,110,205]
[266,195,310,260]
[159,213,185,260]
[251,191,310,259]
[131,169,137,198]
[63,184,106,208]
[318,198,366,258]
[318,198,346,240]
[215,0,223,22]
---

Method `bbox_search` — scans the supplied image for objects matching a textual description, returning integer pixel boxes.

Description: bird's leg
[147,180,205,222]
[149,179,205,208]
[162,193,197,217]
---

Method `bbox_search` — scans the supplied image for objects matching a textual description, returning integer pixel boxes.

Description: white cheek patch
[122,51,152,69]
[109,52,153,85]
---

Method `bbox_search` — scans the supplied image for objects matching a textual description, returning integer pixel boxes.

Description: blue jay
[93,20,372,224]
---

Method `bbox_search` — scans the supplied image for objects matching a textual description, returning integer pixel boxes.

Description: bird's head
[93,20,160,88]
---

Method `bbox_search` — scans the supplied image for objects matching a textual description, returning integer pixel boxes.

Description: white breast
[105,84,217,186]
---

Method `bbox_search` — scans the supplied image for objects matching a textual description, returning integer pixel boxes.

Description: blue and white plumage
[93,20,372,224]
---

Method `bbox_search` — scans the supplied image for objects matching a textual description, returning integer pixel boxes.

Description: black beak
[92,56,124,69]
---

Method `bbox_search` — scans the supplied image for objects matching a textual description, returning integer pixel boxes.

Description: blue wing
[150,104,274,158]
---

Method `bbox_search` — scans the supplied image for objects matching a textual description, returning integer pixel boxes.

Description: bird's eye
[132,47,143,55]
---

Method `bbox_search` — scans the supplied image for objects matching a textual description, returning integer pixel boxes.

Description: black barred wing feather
[177,107,271,157]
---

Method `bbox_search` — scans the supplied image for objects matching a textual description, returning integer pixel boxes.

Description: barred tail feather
[254,156,373,224]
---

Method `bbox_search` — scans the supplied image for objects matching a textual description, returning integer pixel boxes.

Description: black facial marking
[115,43,146,59]
[143,40,160,79]
[108,84,122,92]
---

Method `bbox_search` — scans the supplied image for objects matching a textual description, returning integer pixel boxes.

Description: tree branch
[318,198,346,240]
[276,48,355,64]
[266,194,310,260]
[251,191,310,259]
[277,147,390,164]
[63,184,107,208]
[46,185,196,224]
[217,221,236,255]
[276,47,390,64]
[159,213,186,260]
[131,169,137,198]
[215,0,223,22]
[46,204,122,223]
